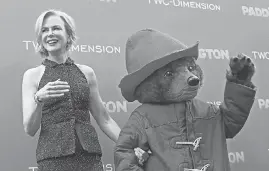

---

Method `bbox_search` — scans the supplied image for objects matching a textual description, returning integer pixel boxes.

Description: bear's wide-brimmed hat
[119,28,199,102]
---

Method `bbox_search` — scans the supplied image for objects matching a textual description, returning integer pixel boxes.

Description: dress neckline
[42,57,74,68]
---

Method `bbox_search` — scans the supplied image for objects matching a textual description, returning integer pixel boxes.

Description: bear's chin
[164,90,198,103]
[136,89,198,104]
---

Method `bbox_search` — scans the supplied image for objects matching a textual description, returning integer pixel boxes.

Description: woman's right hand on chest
[36,79,70,102]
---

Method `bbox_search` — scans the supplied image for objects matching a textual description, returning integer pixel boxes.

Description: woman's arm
[81,65,121,142]
[22,68,43,137]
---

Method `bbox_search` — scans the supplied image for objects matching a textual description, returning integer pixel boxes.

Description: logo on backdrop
[228,151,245,164]
[28,152,243,171]
[22,41,121,54]
[257,99,269,110]
[208,99,269,110]
[199,49,230,60]
[207,101,221,106]
[148,0,221,11]
[103,101,128,113]
[100,0,117,2]
[23,40,268,60]
[90,99,269,112]
[241,6,269,17]
[252,51,269,60]
[29,164,114,171]
[198,48,269,60]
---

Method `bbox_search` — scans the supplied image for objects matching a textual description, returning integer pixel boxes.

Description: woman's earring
[66,39,71,49]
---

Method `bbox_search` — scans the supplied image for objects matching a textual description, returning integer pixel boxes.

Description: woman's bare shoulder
[23,65,45,86]
[24,65,44,77]
[75,64,94,73]
[75,64,95,82]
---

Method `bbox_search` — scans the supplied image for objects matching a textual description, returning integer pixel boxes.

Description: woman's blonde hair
[34,9,78,57]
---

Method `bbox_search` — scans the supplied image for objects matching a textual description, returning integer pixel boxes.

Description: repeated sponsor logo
[208,99,269,110]
[23,40,268,60]
[148,0,221,11]
[199,49,230,60]
[109,98,269,113]
[107,99,268,113]
[257,99,269,109]
[69,44,120,54]
[228,151,245,163]
[100,0,117,2]
[242,6,269,17]
[199,49,269,60]
[22,41,121,54]
[28,167,38,171]
[207,101,221,106]
[29,164,114,171]
[28,152,244,169]
[103,101,128,113]
[252,51,269,60]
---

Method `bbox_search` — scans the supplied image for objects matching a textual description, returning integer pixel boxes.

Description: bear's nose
[187,76,200,86]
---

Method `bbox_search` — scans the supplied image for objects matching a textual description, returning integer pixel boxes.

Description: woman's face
[41,15,69,56]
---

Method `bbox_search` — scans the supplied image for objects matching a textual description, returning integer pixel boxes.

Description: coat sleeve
[220,81,256,139]
[114,111,148,171]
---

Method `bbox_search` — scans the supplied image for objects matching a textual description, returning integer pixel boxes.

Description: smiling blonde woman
[21,9,122,171]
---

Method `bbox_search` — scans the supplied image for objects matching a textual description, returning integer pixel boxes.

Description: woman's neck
[47,52,69,64]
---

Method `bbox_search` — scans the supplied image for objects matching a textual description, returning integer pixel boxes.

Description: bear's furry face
[134,57,203,104]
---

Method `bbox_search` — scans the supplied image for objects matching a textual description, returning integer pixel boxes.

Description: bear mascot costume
[114,28,256,171]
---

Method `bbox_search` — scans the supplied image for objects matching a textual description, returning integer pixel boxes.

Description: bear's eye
[188,65,196,71]
[164,71,173,77]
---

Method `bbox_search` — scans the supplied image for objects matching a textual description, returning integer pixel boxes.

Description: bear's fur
[114,28,256,171]
[134,54,254,105]
[226,54,255,89]
[132,53,256,166]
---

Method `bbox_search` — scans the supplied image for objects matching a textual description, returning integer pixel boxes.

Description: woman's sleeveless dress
[36,57,104,171]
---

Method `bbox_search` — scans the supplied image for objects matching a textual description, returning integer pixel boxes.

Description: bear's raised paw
[226,53,255,89]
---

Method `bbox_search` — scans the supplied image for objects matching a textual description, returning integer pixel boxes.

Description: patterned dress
[36,57,104,171]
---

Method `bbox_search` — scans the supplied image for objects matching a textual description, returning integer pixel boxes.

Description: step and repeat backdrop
[0,0,269,170]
